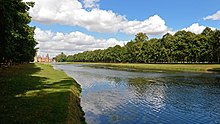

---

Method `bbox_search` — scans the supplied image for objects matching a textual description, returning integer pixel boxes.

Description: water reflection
[54,64,220,124]
[127,78,167,112]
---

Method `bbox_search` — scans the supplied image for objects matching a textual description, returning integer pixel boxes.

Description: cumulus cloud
[204,10,220,20]
[122,15,169,35]
[25,0,170,35]
[34,28,127,57]
[83,0,100,9]
[182,23,215,34]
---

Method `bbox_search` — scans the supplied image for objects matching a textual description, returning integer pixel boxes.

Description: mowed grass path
[0,63,84,124]
[69,62,220,72]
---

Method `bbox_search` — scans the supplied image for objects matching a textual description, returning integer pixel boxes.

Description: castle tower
[45,54,49,63]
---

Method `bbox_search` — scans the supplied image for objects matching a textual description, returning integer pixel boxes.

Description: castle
[34,54,54,63]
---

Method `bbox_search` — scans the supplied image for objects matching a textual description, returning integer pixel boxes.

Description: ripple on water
[54,64,220,124]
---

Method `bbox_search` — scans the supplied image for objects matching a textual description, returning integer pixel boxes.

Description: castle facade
[34,54,54,63]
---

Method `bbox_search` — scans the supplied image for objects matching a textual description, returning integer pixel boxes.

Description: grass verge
[67,62,220,72]
[0,63,85,124]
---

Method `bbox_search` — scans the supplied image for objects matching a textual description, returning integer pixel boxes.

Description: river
[53,64,220,124]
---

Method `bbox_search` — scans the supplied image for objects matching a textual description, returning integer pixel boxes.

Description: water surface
[54,64,220,124]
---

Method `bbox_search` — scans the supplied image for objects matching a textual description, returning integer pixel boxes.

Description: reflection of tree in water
[127,77,168,111]
[128,78,157,95]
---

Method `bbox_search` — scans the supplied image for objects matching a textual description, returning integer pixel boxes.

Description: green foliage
[134,32,148,42]
[0,0,37,65]
[55,52,67,62]
[64,28,220,63]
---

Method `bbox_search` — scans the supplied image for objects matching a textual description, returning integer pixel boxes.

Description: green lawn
[68,62,220,72]
[0,63,85,124]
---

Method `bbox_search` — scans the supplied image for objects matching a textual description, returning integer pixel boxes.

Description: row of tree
[56,27,220,63]
[0,0,37,66]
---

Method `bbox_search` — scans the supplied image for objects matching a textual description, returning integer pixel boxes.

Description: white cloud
[182,23,215,34]
[34,28,128,57]
[182,23,206,34]
[122,15,169,35]
[83,0,100,9]
[204,10,220,20]
[25,0,170,35]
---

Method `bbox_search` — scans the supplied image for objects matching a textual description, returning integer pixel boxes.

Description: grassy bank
[0,63,85,124]
[68,62,220,72]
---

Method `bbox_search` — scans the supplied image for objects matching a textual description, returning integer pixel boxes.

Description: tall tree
[134,32,148,42]
[55,52,67,62]
[213,30,220,63]
[65,29,220,64]
[0,0,37,65]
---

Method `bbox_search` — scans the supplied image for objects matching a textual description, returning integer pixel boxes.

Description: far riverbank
[60,62,220,72]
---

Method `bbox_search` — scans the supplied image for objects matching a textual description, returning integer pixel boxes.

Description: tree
[161,33,175,63]
[0,0,37,65]
[64,28,220,64]
[134,32,148,42]
[213,30,220,63]
[55,52,67,62]
[124,33,148,63]
[201,27,214,36]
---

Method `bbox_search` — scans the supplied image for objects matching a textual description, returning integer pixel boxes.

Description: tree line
[0,0,37,66]
[56,27,220,64]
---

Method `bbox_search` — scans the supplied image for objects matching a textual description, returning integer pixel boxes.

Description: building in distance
[34,54,55,63]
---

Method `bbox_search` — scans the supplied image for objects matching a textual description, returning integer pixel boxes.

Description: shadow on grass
[207,68,220,73]
[0,63,85,124]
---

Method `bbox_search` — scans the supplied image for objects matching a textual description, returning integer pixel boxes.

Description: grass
[0,63,85,124]
[67,62,220,72]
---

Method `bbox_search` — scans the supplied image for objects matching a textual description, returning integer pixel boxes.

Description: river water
[54,64,220,124]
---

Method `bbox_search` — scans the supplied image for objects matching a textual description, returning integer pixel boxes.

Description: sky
[24,0,220,57]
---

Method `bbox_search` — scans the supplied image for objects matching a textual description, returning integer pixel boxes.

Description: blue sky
[99,0,220,27]
[26,0,220,56]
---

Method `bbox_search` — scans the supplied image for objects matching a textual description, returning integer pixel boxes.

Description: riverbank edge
[55,66,86,124]
[0,63,85,124]
[42,63,86,124]
[59,62,220,73]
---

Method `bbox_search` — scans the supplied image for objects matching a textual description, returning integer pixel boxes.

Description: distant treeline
[0,0,37,66]
[56,27,220,63]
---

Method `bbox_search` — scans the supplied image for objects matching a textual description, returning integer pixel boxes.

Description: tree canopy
[0,0,37,65]
[64,28,220,64]
[55,52,67,62]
